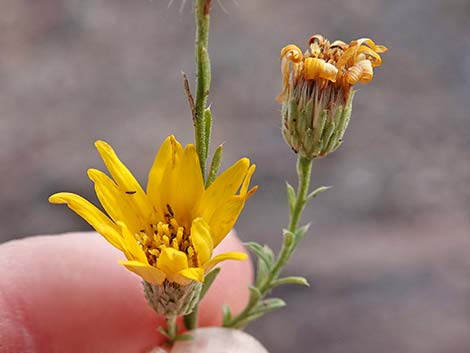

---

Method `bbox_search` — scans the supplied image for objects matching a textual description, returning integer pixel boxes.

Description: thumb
[149,328,269,353]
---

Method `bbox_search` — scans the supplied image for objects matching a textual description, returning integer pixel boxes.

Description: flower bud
[277,35,387,159]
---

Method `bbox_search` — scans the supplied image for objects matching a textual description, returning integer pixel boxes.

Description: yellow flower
[49,135,257,286]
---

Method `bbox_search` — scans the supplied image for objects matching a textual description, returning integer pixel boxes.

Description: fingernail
[145,347,169,353]
[171,327,269,353]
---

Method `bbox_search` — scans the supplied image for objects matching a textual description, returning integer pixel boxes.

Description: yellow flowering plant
[49,0,387,347]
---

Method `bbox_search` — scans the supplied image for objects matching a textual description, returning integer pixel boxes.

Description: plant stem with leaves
[223,156,329,329]
[183,0,215,331]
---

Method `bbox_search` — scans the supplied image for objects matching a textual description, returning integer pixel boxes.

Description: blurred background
[1,0,469,352]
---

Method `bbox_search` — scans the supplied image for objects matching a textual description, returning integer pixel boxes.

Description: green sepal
[332,91,354,152]
[303,99,314,129]
[307,186,332,201]
[272,276,310,288]
[324,130,338,152]
[286,99,300,151]
[320,117,337,155]
[304,128,315,157]
[312,110,328,149]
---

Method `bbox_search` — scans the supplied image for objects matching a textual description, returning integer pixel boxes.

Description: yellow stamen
[162,235,170,247]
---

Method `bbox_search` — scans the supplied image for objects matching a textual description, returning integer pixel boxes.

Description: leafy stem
[181,0,214,331]
[223,156,320,329]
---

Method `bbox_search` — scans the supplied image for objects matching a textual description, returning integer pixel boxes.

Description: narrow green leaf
[206,144,223,187]
[307,186,332,201]
[158,326,170,338]
[222,304,232,325]
[248,285,262,304]
[255,256,270,288]
[203,107,212,160]
[229,312,265,329]
[272,276,310,288]
[199,267,221,300]
[286,182,296,214]
[251,298,287,316]
[244,242,274,268]
[174,333,193,341]
[295,223,311,242]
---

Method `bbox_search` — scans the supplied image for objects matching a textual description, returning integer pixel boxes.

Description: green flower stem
[193,0,212,178]
[260,156,312,291]
[183,305,199,331]
[184,0,213,331]
[224,156,313,328]
[166,314,178,343]
[289,156,312,232]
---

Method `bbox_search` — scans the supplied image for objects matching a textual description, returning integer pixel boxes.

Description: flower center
[135,204,197,267]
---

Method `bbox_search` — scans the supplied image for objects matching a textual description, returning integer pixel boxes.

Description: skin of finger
[0,231,252,353]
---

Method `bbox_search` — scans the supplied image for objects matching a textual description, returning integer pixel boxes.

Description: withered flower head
[277,35,387,159]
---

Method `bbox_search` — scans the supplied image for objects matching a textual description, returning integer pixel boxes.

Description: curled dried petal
[346,59,374,85]
[304,58,338,82]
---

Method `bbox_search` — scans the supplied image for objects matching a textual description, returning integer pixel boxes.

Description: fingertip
[0,231,253,352]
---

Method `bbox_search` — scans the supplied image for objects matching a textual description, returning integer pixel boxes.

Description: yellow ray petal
[149,136,184,220]
[240,164,256,196]
[198,158,250,221]
[190,218,213,265]
[156,247,189,276]
[203,251,248,273]
[147,135,182,216]
[88,168,142,232]
[178,267,204,282]
[95,140,152,220]
[207,196,245,246]
[117,222,148,263]
[171,144,204,224]
[49,192,123,250]
[119,260,166,285]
